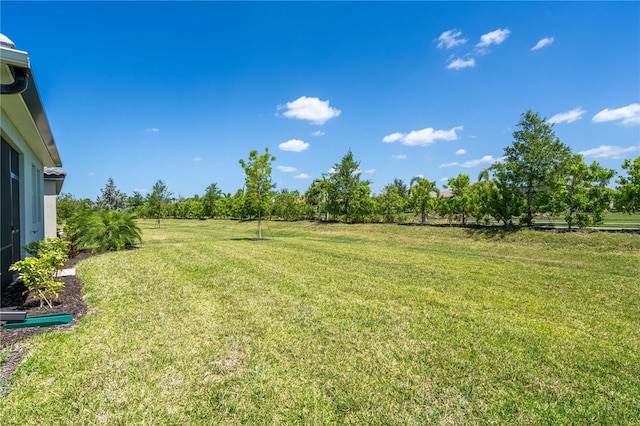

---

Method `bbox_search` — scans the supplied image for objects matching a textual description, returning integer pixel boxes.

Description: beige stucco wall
[44,180,57,238]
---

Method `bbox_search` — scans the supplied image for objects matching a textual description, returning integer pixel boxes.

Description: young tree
[408,177,438,224]
[147,180,172,228]
[376,183,405,223]
[486,168,525,226]
[550,156,615,229]
[305,177,331,221]
[327,149,371,223]
[202,182,222,218]
[239,148,276,239]
[348,183,375,223]
[272,189,304,221]
[493,111,572,225]
[95,177,127,211]
[616,156,640,213]
[446,174,472,225]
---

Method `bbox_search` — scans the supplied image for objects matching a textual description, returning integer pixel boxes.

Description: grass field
[532,212,640,229]
[2,220,639,424]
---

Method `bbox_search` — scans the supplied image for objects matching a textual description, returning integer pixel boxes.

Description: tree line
[58,111,639,229]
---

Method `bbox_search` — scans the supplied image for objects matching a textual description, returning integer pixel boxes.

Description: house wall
[1,108,45,249]
[44,180,57,238]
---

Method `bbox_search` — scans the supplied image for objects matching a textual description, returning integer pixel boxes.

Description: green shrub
[24,237,70,271]
[67,210,142,252]
[10,238,69,308]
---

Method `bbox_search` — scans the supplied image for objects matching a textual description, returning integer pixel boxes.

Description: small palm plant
[68,210,142,252]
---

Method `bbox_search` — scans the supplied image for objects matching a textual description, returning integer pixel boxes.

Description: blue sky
[2,1,639,199]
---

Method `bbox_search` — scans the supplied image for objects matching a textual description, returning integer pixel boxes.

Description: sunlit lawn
[1,220,639,424]
[534,212,640,228]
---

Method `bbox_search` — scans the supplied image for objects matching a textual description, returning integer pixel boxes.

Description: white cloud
[382,132,405,143]
[278,96,341,125]
[311,130,325,137]
[455,149,466,155]
[193,157,202,162]
[294,173,312,179]
[592,103,640,126]
[279,139,310,152]
[277,165,297,172]
[392,154,407,160]
[476,28,511,47]
[146,128,160,133]
[439,162,459,168]
[531,37,554,51]
[327,167,337,174]
[364,169,376,175]
[440,177,448,182]
[447,57,475,70]
[386,126,463,146]
[437,29,468,49]
[579,145,640,160]
[461,155,502,168]
[88,172,95,176]
[549,107,586,124]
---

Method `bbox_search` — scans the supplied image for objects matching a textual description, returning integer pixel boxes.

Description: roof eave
[0,46,62,167]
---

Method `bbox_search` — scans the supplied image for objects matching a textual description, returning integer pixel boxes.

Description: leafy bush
[24,237,70,271]
[9,238,69,308]
[67,210,142,252]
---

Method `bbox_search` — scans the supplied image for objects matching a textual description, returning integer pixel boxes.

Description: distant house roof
[44,167,67,177]
[44,167,66,194]
[0,34,62,167]
[431,188,454,199]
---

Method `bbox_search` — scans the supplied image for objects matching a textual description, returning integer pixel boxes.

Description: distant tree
[348,183,375,223]
[408,177,438,224]
[174,197,205,219]
[95,177,127,211]
[392,178,410,201]
[305,177,331,221]
[492,111,572,225]
[615,156,640,213]
[56,193,93,224]
[147,180,172,228]
[229,189,246,219]
[327,149,371,223]
[202,183,222,218]
[129,191,145,207]
[486,169,525,226]
[239,148,276,239]
[376,183,405,223]
[445,174,472,225]
[469,179,493,225]
[272,189,304,221]
[550,156,615,229]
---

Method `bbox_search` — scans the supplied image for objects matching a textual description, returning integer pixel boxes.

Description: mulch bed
[0,252,92,394]
[1,252,92,351]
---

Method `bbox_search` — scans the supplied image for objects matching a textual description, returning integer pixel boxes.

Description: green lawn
[2,220,639,424]
[534,212,640,229]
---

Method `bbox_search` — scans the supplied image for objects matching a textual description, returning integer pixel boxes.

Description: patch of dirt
[1,252,92,351]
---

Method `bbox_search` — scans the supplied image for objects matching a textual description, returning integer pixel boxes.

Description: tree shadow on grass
[228,238,272,242]
[464,225,521,240]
